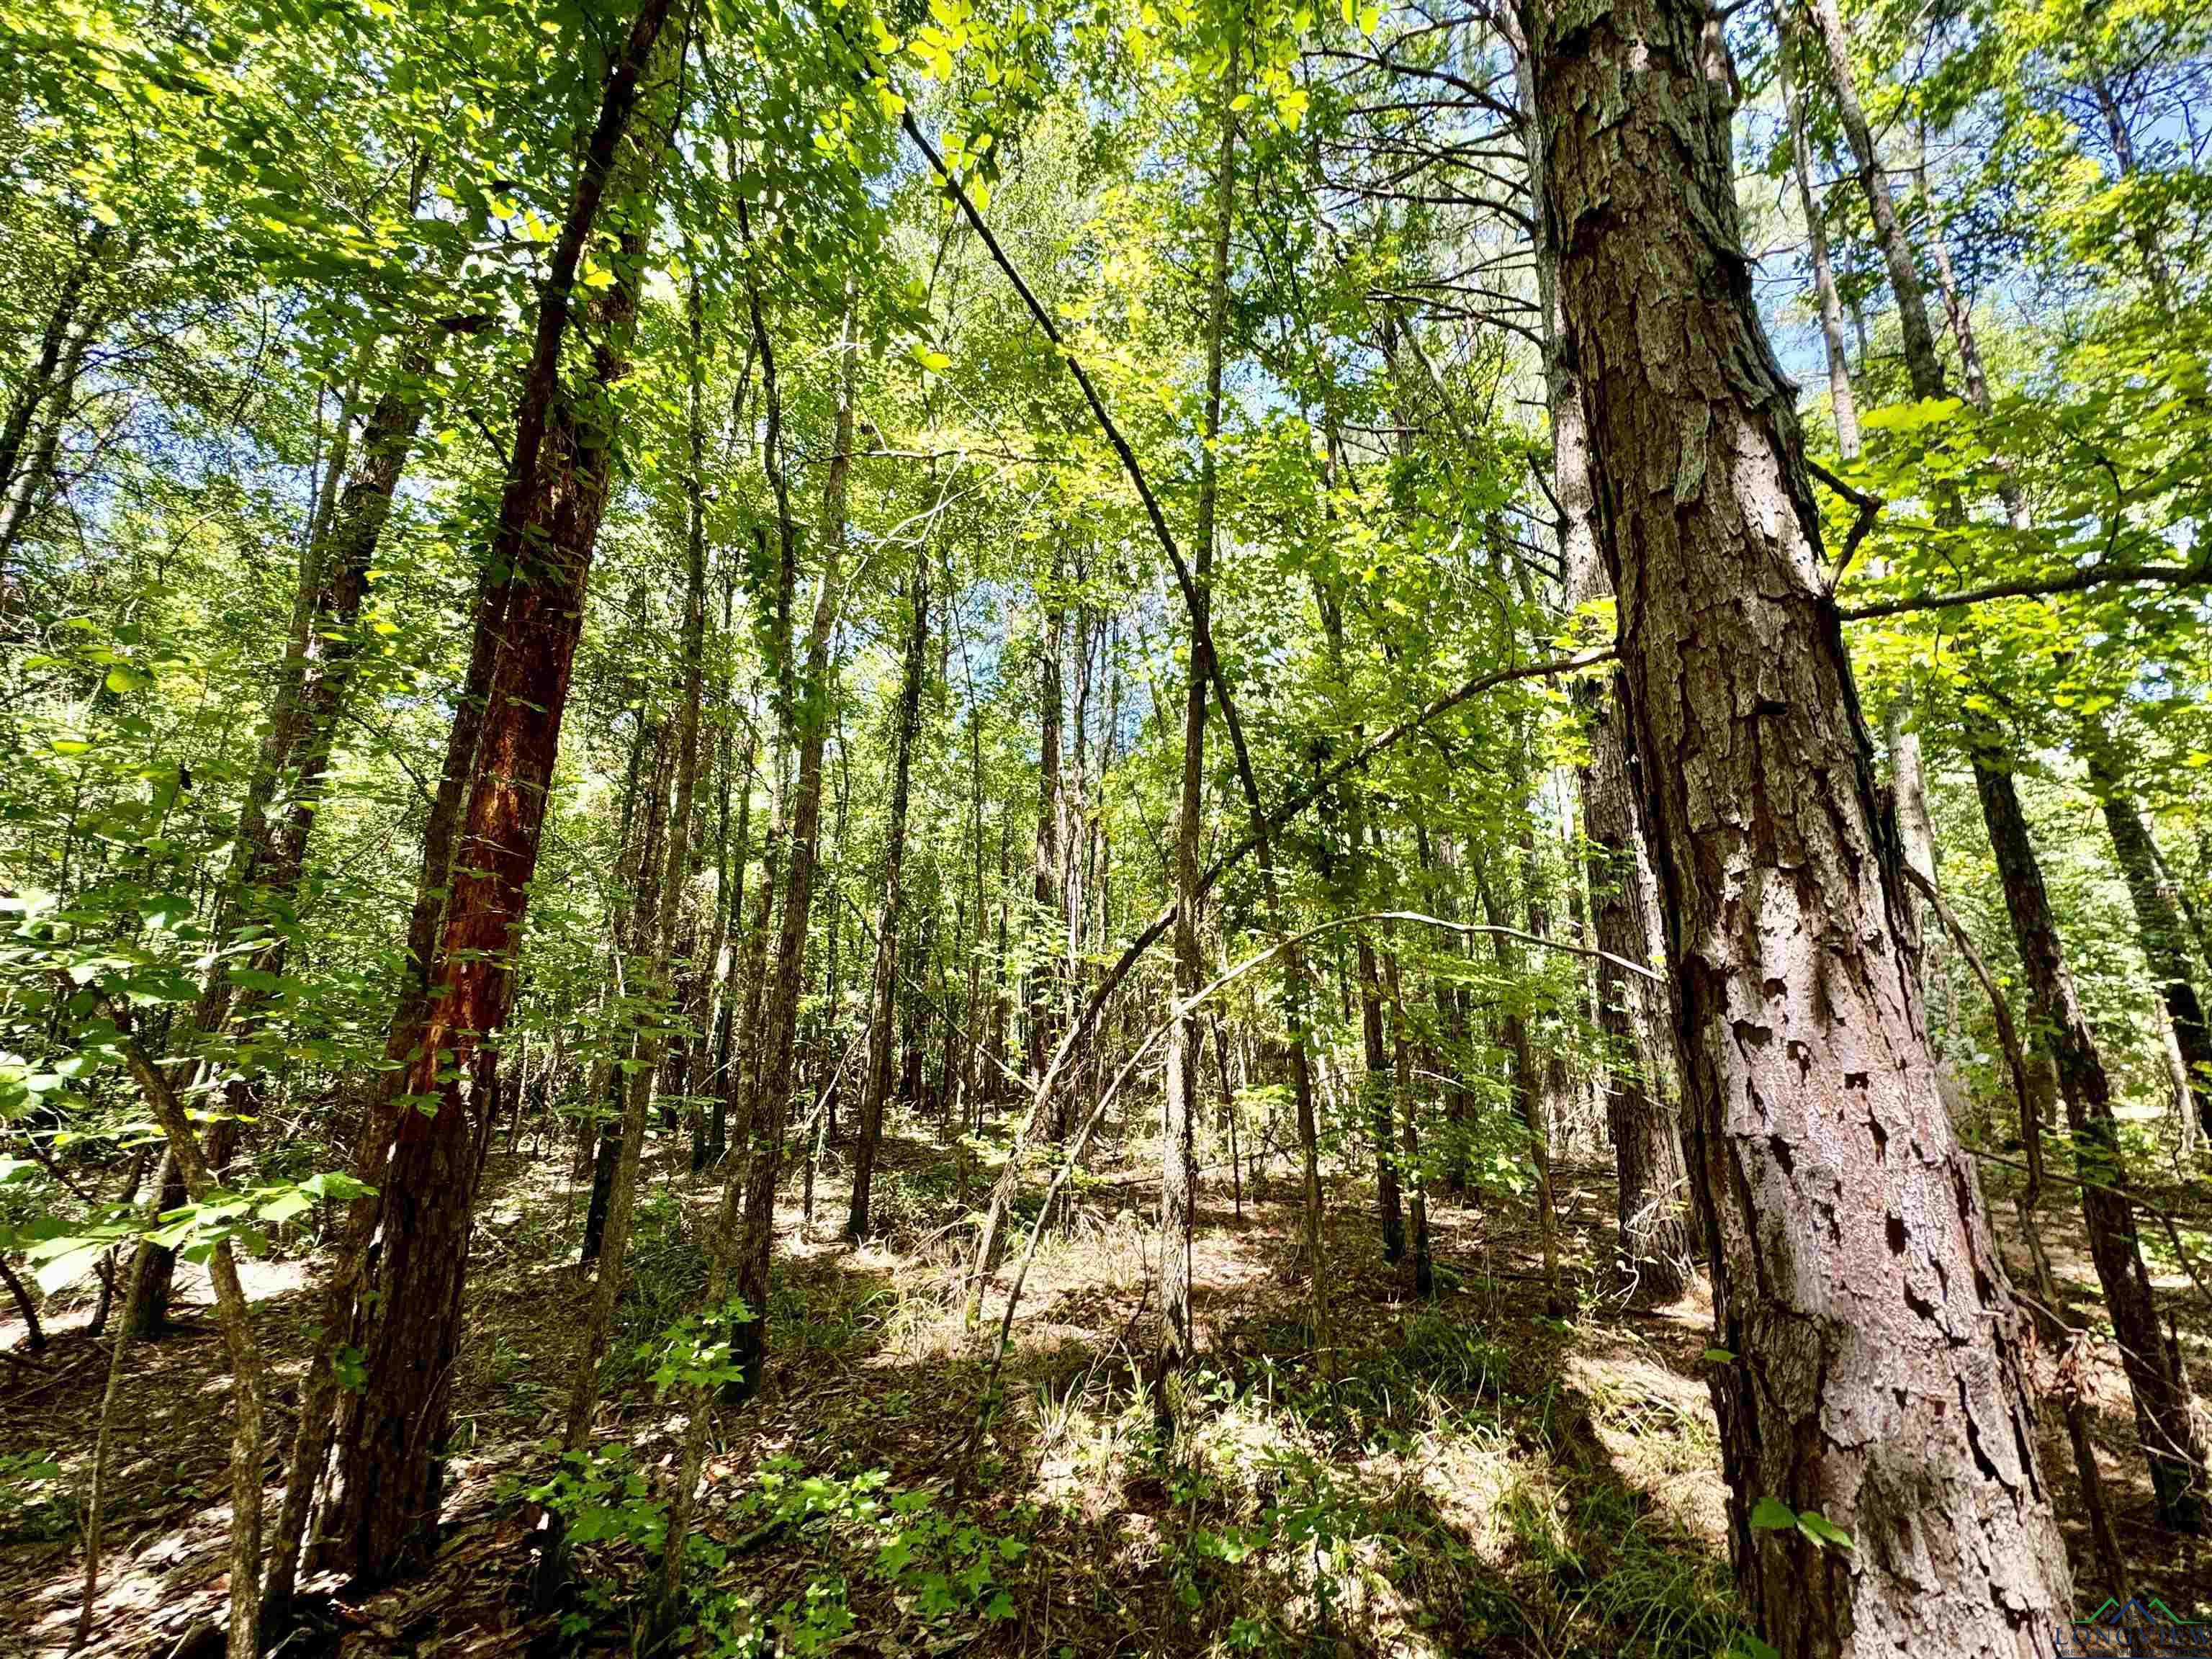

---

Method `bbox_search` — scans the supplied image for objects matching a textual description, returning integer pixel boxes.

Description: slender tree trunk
[110,1030,265,1659]
[1521,0,2073,1645]
[1028,583,1065,1112]
[583,720,671,1262]
[2081,726,2212,1136]
[1478,866,1558,1307]
[727,297,855,1402]
[1579,672,1691,1303]
[1773,5,1858,457]
[1827,0,2205,1528]
[1974,757,2206,1530]
[1497,39,1605,1307]
[1387,955,1431,1297]
[850,551,930,1236]
[0,264,104,577]
[1162,40,1238,1408]
[328,0,679,1585]
[1804,0,1946,397]
[0,224,107,499]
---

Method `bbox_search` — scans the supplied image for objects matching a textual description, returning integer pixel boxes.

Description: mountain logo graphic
[2055,1596,2212,1657]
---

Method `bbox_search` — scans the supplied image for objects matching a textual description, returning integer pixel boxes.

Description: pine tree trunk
[1521,0,2074,1644]
[327,0,678,1584]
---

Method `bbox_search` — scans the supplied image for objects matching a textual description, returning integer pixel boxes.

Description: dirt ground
[4,1129,2208,1657]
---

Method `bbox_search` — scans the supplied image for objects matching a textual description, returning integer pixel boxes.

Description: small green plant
[0,1449,67,1542]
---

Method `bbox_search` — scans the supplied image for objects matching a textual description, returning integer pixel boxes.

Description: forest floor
[4,1123,2210,1658]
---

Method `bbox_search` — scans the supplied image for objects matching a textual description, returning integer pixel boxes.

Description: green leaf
[1794,1511,1854,1550]
[1701,1347,1735,1363]
[1748,1496,1797,1532]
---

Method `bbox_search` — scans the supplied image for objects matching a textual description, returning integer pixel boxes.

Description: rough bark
[1521,0,2074,1645]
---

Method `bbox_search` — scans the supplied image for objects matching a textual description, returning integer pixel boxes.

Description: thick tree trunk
[1522,0,2073,1646]
[1974,758,2207,1530]
[850,552,930,1236]
[328,0,678,1586]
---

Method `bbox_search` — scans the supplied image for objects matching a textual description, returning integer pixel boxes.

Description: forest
[1,0,2209,1650]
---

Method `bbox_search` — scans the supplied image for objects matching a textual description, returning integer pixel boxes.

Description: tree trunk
[1773,5,1859,458]
[850,551,930,1236]
[1581,670,1691,1303]
[0,251,105,578]
[583,719,672,1263]
[1974,757,2206,1530]
[1387,955,1431,1297]
[536,270,713,1601]
[1027,583,1065,1107]
[111,1028,266,1659]
[327,0,678,1586]
[0,222,109,613]
[1161,35,1238,1408]
[1805,0,1946,400]
[1521,0,2074,1645]
[2081,726,2212,1137]
[727,297,855,1403]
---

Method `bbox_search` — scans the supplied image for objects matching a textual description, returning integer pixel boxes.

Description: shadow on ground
[5,1128,2206,1657]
